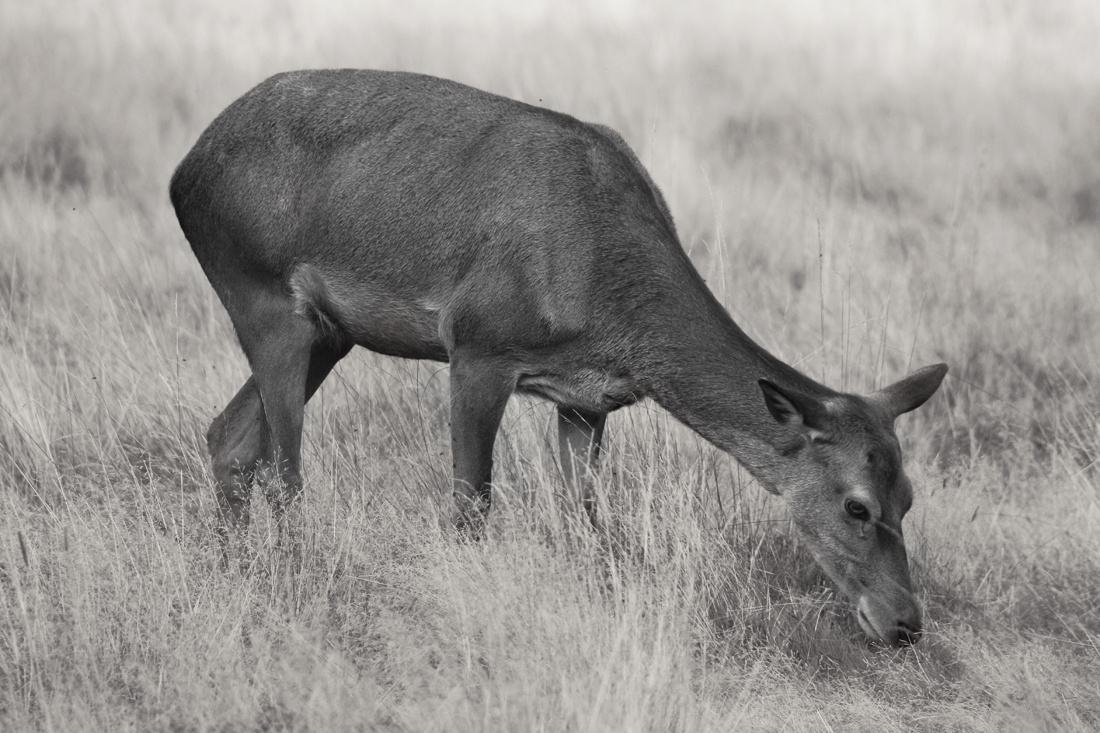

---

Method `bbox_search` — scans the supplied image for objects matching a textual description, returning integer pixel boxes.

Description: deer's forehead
[831,409,899,456]
[860,429,911,513]
[831,392,890,425]
[828,406,909,494]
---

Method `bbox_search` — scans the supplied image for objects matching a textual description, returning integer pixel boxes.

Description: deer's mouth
[856,598,888,644]
[856,608,876,636]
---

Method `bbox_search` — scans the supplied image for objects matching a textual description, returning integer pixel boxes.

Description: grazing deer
[170,69,947,646]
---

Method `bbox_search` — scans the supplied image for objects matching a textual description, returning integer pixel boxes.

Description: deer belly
[289,263,448,360]
[515,370,640,412]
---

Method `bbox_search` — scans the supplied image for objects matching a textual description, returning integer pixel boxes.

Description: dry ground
[2,0,1099,730]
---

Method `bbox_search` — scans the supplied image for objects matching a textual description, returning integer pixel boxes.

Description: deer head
[759,363,948,646]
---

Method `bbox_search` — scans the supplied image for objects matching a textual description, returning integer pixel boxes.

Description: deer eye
[845,499,870,522]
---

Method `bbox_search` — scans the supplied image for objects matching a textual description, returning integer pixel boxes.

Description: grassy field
[2,0,1099,729]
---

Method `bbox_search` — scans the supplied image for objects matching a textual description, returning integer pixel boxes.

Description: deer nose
[896,620,922,646]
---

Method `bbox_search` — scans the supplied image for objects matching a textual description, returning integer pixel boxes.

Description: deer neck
[640,291,833,490]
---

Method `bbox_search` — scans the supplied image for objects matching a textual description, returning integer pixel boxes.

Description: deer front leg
[557,406,607,526]
[449,354,515,535]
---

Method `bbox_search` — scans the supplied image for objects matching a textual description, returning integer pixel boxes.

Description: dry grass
[2,0,1099,730]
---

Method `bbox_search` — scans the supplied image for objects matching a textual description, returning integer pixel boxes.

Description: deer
[169,69,947,647]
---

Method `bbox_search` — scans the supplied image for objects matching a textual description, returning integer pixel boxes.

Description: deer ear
[759,380,830,437]
[871,363,948,418]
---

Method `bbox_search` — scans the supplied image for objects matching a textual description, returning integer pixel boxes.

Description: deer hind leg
[557,406,607,526]
[207,376,267,536]
[213,280,351,523]
[207,340,349,563]
[257,336,353,513]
